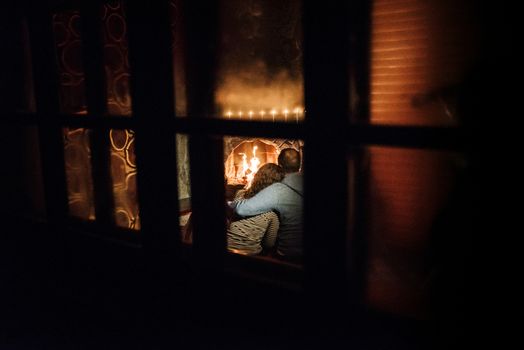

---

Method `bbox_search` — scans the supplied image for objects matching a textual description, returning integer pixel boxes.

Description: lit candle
[226,110,232,119]
[294,107,300,123]
[283,108,289,122]
[259,110,265,121]
[271,109,276,122]
[249,110,253,120]
[238,111,243,119]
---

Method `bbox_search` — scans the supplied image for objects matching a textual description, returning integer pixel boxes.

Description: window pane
[52,10,87,115]
[178,135,305,266]
[224,136,304,263]
[176,134,192,243]
[215,0,304,122]
[101,0,132,116]
[169,0,187,117]
[357,146,466,318]
[63,128,95,220]
[12,17,36,113]
[368,0,480,125]
[109,129,140,229]
[0,126,46,220]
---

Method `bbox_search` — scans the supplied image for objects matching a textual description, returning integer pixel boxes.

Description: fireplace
[223,137,303,199]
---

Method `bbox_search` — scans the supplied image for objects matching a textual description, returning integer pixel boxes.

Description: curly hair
[243,163,285,199]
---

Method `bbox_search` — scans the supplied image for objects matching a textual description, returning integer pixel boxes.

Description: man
[229,148,303,259]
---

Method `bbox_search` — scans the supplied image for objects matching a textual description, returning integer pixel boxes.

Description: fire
[236,145,261,187]
[224,140,279,186]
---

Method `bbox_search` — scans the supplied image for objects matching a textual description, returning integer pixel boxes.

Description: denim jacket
[230,172,303,257]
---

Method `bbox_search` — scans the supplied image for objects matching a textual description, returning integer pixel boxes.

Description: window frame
[4,0,468,314]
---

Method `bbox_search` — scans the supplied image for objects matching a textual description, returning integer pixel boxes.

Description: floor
[1,220,463,350]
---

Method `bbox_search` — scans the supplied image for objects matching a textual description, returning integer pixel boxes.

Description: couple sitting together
[227,148,303,261]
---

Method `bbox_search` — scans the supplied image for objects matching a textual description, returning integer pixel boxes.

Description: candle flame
[222,107,304,121]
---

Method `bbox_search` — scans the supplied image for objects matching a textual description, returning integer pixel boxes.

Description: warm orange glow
[248,146,260,184]
[224,140,279,186]
[271,109,276,121]
[235,145,261,187]
[215,61,304,120]
[369,0,474,126]
[222,107,302,122]
[239,152,249,179]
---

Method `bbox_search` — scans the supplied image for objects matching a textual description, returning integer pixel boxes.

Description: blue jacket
[230,172,303,257]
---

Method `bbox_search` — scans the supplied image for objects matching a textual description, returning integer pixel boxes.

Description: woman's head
[244,163,285,198]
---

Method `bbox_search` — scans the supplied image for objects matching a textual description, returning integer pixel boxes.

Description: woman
[227,163,285,255]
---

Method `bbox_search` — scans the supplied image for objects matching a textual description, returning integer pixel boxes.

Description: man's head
[278,148,301,173]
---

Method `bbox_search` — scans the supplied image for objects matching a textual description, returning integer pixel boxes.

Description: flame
[238,153,248,179]
[247,146,260,185]
[235,145,261,187]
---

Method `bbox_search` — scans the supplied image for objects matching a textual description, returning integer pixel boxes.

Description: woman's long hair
[243,163,285,199]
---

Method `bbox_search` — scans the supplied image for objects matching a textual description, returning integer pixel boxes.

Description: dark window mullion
[178,118,305,139]
[80,1,115,227]
[57,114,135,129]
[303,0,351,315]
[44,114,465,150]
[184,0,226,271]
[349,0,372,125]
[27,3,68,224]
[0,3,18,114]
[125,0,180,251]
[347,0,373,307]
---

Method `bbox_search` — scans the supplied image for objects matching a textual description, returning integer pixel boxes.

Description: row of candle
[224,108,304,122]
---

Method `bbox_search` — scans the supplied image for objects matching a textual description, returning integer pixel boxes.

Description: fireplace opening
[225,140,278,186]
[223,137,303,200]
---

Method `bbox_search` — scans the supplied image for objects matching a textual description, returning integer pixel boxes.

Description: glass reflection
[102,0,132,115]
[109,129,140,229]
[63,128,95,220]
[370,0,478,125]
[363,146,462,318]
[52,10,87,114]
[169,0,188,116]
[215,0,304,121]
